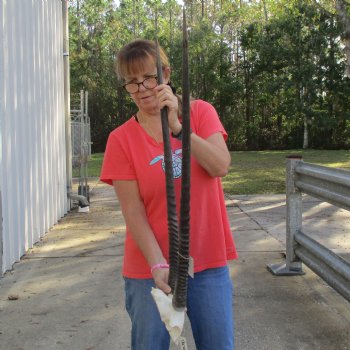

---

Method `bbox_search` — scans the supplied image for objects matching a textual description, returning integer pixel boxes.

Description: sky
[113,0,184,6]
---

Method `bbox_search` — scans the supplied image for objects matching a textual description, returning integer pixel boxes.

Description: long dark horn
[173,8,191,310]
[155,38,179,292]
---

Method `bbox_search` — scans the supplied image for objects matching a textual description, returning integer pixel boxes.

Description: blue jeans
[124,266,234,350]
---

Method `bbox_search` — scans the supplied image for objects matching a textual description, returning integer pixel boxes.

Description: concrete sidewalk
[0,179,350,350]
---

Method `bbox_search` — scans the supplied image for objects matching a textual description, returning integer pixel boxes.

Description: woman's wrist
[171,126,193,140]
[151,263,169,273]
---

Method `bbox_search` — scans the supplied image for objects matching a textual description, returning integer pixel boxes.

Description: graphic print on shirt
[149,148,182,179]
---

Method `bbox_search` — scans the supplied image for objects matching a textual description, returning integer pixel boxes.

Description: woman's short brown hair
[116,39,169,80]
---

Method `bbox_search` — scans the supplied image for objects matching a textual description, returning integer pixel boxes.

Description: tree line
[69,0,350,152]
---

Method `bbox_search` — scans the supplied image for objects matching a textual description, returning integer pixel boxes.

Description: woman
[100,39,237,350]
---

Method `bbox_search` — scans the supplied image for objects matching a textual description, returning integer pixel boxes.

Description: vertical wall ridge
[0,0,68,274]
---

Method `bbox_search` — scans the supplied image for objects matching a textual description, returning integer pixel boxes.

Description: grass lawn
[78,150,350,195]
[223,149,350,194]
[73,152,104,178]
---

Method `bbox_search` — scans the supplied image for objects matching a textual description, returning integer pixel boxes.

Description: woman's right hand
[152,268,172,294]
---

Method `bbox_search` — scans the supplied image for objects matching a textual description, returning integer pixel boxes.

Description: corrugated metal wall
[0,0,68,274]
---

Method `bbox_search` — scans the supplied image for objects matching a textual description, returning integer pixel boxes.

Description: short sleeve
[191,100,228,141]
[100,129,136,185]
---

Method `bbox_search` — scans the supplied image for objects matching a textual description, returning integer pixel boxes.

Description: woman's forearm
[113,181,166,267]
[190,132,231,177]
[113,180,171,293]
[124,207,166,267]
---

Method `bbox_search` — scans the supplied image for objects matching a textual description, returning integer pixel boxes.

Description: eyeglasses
[123,76,158,94]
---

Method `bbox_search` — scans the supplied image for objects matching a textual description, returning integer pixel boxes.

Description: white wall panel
[0,0,4,274]
[0,0,68,274]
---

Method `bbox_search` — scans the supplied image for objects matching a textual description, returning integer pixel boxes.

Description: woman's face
[124,58,170,114]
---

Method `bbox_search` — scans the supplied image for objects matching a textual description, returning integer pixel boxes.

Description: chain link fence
[71,90,92,201]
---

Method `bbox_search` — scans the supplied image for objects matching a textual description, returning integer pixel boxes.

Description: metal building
[0,0,70,274]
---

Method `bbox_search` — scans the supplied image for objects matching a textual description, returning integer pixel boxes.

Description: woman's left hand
[155,84,182,135]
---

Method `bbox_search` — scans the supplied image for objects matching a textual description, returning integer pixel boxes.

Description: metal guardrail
[267,156,350,302]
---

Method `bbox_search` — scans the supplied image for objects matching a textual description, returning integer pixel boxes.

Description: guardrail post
[267,155,305,275]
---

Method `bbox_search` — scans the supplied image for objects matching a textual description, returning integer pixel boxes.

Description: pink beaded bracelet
[151,263,169,273]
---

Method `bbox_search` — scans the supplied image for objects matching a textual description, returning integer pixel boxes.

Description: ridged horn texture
[173,8,191,310]
[155,39,179,292]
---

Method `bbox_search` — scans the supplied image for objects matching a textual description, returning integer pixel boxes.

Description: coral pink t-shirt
[100,99,237,278]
